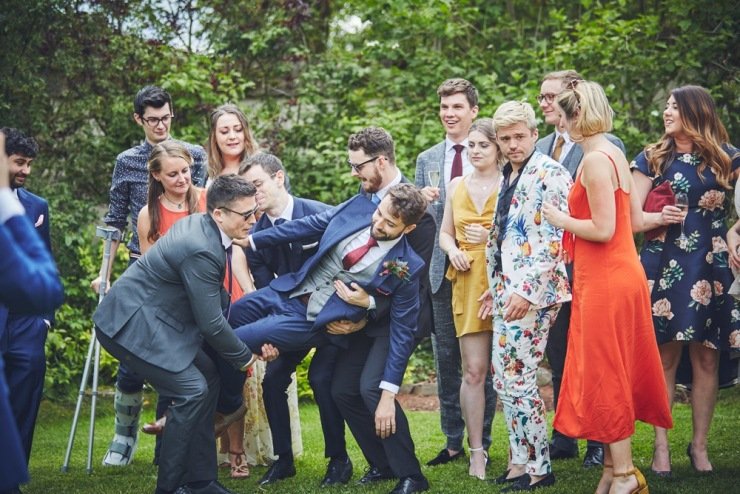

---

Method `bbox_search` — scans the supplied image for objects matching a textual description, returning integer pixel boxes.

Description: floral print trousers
[491,284,560,476]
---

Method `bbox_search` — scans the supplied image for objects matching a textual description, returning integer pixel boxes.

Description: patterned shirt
[103,138,206,254]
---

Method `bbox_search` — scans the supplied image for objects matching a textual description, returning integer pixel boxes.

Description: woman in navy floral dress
[632,85,739,477]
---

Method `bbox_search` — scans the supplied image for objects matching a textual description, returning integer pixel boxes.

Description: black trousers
[331,332,421,479]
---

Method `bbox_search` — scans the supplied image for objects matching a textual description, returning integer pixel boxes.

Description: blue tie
[274,217,286,226]
[371,194,381,205]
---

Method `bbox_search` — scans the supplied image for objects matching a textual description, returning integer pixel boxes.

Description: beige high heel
[468,446,488,480]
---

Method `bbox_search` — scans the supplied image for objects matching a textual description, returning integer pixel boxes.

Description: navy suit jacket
[251,195,424,387]
[0,215,63,316]
[16,188,51,252]
[246,196,330,289]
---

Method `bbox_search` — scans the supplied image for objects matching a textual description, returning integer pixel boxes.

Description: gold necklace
[161,193,185,209]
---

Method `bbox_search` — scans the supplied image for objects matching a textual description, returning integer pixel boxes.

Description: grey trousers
[431,278,497,451]
[97,331,219,491]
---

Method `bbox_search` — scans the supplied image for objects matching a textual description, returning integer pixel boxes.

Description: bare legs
[652,341,718,473]
[459,331,492,479]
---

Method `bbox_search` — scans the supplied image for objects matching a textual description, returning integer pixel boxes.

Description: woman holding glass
[631,85,739,477]
[543,81,672,494]
[438,118,502,480]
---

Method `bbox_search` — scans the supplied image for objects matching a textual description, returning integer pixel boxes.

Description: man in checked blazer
[535,70,625,468]
[0,128,57,471]
[414,79,496,466]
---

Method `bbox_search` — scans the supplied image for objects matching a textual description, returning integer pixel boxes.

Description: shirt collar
[554,129,572,144]
[445,136,469,153]
[266,195,294,225]
[360,226,404,251]
[218,227,232,250]
[374,169,402,201]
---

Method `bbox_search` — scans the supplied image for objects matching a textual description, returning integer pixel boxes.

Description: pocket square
[35,214,45,227]
[302,241,318,250]
[375,287,391,296]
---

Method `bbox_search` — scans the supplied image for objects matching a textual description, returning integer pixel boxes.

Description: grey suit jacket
[93,213,252,373]
[536,132,626,179]
[415,141,447,294]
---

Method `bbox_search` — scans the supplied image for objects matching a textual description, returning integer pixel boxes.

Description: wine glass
[675,191,689,244]
[428,167,441,205]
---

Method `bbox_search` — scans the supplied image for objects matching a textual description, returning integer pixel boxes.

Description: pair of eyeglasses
[221,206,259,220]
[347,156,380,172]
[536,93,558,104]
[141,114,174,127]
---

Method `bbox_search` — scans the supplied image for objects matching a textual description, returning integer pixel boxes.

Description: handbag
[643,179,675,241]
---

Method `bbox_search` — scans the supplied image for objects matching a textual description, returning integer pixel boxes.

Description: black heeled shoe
[686,443,713,474]
[650,447,671,478]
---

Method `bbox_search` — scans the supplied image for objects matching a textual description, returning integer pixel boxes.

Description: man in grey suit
[535,70,625,469]
[414,78,496,466]
[94,175,277,494]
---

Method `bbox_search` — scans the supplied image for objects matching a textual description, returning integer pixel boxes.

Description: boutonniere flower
[380,259,410,282]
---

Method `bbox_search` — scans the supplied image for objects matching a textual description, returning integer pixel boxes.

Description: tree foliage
[1,0,736,398]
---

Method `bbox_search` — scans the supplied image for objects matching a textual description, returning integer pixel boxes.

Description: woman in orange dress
[137,140,255,479]
[542,81,672,494]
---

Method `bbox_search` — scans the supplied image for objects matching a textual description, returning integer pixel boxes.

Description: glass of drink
[675,191,689,243]
[428,167,441,205]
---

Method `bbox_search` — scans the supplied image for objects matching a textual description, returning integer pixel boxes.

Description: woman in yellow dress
[438,118,503,480]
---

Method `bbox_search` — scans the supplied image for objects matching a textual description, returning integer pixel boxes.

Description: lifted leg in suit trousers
[97,331,220,492]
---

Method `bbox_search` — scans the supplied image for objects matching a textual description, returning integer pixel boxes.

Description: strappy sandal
[468,446,488,480]
[612,467,648,494]
[230,451,250,479]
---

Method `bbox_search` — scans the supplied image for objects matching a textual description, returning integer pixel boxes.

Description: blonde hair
[492,101,537,133]
[556,80,613,140]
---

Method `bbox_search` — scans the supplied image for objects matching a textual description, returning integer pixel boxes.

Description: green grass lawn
[24,386,739,493]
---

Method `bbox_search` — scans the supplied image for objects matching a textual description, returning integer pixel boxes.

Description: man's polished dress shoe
[357,465,395,484]
[425,448,466,466]
[548,440,578,460]
[258,457,297,486]
[501,473,556,492]
[320,456,353,487]
[389,476,429,494]
[582,445,605,468]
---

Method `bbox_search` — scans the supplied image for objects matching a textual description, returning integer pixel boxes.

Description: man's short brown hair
[437,78,479,108]
[386,183,428,226]
[347,127,396,165]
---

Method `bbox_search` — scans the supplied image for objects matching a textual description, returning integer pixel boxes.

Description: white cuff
[367,295,376,311]
[248,235,256,251]
[379,380,399,394]
[0,189,25,223]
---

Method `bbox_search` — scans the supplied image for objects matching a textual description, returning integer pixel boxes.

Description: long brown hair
[206,104,257,179]
[146,141,199,243]
[645,85,733,189]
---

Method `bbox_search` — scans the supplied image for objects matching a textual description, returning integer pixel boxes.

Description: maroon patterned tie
[342,236,378,270]
[451,144,465,179]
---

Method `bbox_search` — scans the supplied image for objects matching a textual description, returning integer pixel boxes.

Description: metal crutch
[61,226,120,473]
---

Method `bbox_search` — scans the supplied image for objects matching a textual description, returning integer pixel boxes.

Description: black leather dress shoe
[258,457,296,486]
[357,465,395,484]
[320,456,353,487]
[425,448,466,466]
[582,445,604,468]
[489,469,527,485]
[501,473,556,492]
[389,476,430,494]
[187,481,237,494]
[548,440,578,460]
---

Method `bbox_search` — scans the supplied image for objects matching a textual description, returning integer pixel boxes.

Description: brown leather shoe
[214,403,247,437]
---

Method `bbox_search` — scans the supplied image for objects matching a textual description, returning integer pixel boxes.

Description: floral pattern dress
[633,147,740,362]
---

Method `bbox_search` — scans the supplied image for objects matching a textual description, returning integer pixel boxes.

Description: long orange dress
[553,153,673,443]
